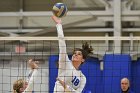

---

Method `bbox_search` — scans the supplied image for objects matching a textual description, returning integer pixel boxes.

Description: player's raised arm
[13,59,39,93]
[52,16,69,70]
[23,59,39,93]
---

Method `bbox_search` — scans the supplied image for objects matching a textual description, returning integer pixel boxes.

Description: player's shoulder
[80,72,86,81]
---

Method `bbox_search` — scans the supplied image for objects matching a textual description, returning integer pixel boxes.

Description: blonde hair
[13,79,25,93]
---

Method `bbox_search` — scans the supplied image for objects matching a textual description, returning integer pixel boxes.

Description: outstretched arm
[23,59,39,93]
[52,16,70,71]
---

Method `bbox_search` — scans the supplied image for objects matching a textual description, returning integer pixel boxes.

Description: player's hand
[51,16,62,24]
[28,59,39,69]
[57,78,66,89]
[57,78,72,92]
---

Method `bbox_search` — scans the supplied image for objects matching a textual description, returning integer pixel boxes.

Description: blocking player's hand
[28,59,39,69]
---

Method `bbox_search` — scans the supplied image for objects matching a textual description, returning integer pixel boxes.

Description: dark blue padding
[103,54,131,93]
[80,57,103,93]
[49,55,59,93]
[131,58,140,93]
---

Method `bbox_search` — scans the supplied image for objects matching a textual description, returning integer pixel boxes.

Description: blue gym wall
[49,54,139,93]
[80,57,103,93]
[131,58,140,93]
[103,54,131,93]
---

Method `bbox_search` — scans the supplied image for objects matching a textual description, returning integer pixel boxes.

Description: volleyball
[52,3,68,18]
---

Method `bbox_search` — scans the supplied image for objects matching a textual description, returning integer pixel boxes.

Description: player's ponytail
[73,42,93,60]
[82,42,93,58]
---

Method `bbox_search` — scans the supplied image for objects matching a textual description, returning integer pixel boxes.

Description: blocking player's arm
[23,59,39,93]
[52,16,70,70]
[23,69,38,93]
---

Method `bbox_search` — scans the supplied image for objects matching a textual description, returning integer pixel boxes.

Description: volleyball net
[0,36,140,93]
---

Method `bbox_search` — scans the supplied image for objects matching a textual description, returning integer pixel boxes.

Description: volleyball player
[13,59,39,93]
[52,16,92,93]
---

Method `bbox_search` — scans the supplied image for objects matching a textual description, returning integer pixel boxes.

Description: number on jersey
[71,76,80,86]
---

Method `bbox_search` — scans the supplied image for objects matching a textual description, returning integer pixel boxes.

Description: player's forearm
[63,83,73,93]
[24,69,38,92]
[56,24,64,38]
[56,24,68,62]
[28,69,38,83]
[56,24,66,54]
[64,86,80,93]
[64,87,72,93]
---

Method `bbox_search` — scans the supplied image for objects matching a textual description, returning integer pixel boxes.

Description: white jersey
[23,69,38,93]
[53,24,86,93]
